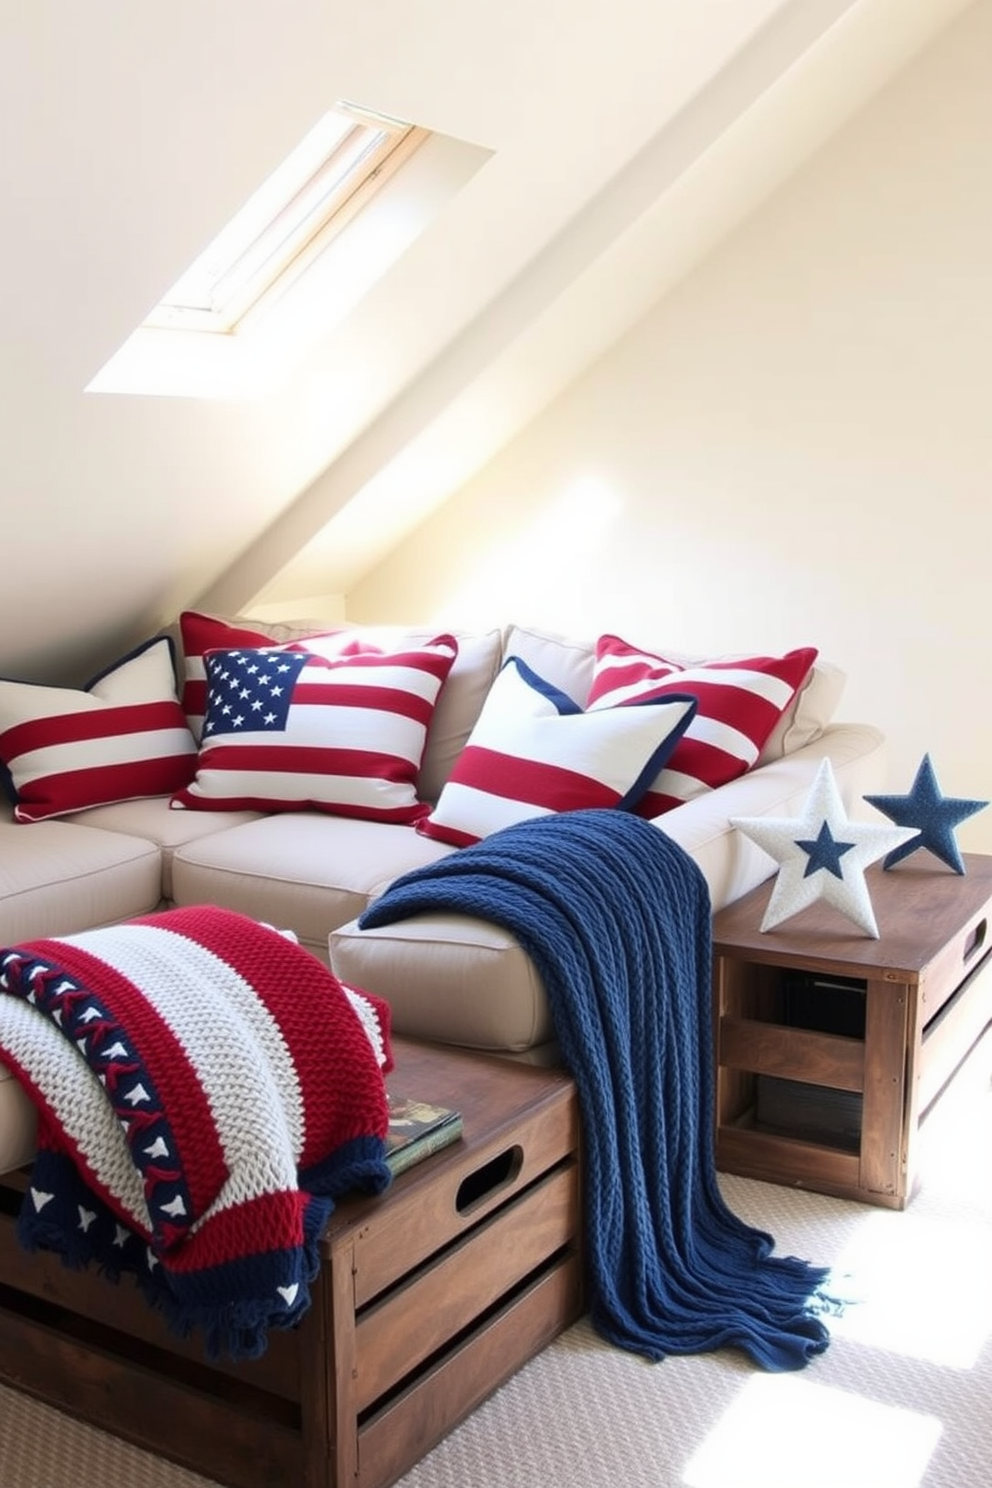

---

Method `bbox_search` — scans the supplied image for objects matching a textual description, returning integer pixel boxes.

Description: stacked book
[384,1094,463,1176]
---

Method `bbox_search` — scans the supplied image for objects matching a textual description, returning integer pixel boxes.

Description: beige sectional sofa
[0,617,887,1177]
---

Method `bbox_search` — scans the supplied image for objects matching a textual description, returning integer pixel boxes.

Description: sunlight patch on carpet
[825,1210,992,1368]
[683,1373,941,1488]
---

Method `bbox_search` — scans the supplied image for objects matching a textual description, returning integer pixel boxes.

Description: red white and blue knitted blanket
[0,906,393,1359]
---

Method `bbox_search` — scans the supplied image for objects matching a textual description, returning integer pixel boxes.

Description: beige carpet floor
[2,1026,990,1488]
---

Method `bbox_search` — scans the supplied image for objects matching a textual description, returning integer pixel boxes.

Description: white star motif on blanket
[731,759,917,937]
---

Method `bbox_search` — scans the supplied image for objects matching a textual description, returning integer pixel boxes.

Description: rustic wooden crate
[713,853,992,1208]
[0,1039,584,1488]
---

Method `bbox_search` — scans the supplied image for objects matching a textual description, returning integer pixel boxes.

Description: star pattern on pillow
[731,758,917,937]
[864,754,988,874]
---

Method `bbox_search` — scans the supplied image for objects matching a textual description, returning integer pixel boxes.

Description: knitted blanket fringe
[361,809,833,1371]
[0,907,393,1360]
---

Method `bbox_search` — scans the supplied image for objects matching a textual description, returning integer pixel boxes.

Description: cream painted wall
[348,0,992,854]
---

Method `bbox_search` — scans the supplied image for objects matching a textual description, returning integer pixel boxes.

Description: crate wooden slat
[357,1256,583,1488]
[719,1016,865,1091]
[355,1163,578,1411]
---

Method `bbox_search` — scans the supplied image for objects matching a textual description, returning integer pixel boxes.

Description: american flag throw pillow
[178,610,345,741]
[171,636,459,821]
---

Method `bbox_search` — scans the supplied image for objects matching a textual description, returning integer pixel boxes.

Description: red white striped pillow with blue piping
[171,636,459,821]
[586,634,818,816]
[416,656,697,848]
[0,637,198,822]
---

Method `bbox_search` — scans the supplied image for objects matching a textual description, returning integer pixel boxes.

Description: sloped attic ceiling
[0,0,970,683]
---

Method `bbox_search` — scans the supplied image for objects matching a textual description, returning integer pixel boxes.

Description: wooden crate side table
[712,852,992,1208]
[0,1038,583,1488]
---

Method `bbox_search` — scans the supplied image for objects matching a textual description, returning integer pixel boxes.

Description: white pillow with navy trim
[416,657,697,848]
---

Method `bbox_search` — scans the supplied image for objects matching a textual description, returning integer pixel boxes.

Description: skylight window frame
[144,104,429,336]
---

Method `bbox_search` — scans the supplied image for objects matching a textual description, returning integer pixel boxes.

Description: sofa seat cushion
[63,797,261,898]
[171,814,455,963]
[0,819,162,944]
[329,911,556,1055]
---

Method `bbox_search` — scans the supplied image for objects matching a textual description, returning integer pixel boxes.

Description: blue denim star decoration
[732,758,917,937]
[864,754,988,874]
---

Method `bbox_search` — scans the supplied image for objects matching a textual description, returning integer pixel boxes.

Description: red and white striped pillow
[416,657,697,848]
[0,638,198,823]
[171,636,459,821]
[586,634,818,817]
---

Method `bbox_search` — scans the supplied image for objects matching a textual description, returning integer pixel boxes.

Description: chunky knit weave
[0,906,393,1359]
[360,809,833,1371]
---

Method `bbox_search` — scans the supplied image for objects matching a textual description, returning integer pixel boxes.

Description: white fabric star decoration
[731,759,918,937]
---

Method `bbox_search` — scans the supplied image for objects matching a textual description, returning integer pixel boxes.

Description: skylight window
[88,105,490,399]
[144,104,429,335]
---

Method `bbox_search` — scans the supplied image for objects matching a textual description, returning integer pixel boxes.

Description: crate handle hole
[964,918,987,964]
[456,1146,523,1212]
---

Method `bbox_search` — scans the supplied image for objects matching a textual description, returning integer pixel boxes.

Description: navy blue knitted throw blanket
[360,809,833,1371]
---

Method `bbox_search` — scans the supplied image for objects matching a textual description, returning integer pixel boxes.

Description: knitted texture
[360,809,833,1371]
[0,906,393,1359]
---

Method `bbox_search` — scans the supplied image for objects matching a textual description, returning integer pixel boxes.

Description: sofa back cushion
[500,624,596,703]
[757,658,846,763]
[171,616,843,818]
